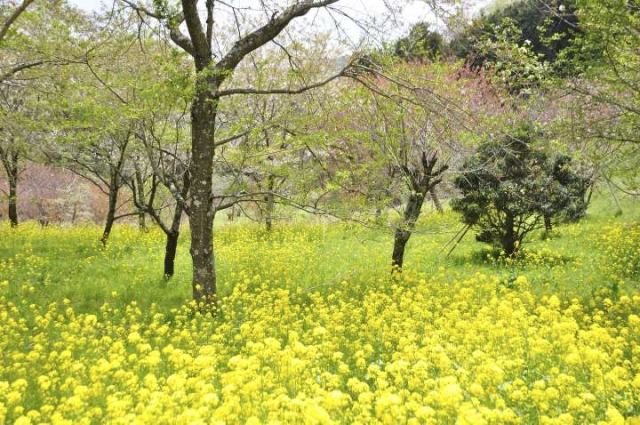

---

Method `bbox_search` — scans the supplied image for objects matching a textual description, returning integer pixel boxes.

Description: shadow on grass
[447,246,576,269]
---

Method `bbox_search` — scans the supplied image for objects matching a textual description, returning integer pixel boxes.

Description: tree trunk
[430,186,443,213]
[391,152,447,271]
[164,230,180,278]
[164,194,186,278]
[2,150,19,227]
[172,0,343,305]
[8,167,18,227]
[503,211,517,257]
[544,214,552,232]
[134,166,147,231]
[265,174,275,231]
[189,86,218,305]
[392,228,411,270]
[71,202,78,224]
[101,173,119,247]
[391,193,425,270]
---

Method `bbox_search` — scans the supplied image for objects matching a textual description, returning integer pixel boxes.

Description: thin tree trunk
[71,202,78,224]
[134,166,147,231]
[430,186,443,213]
[391,193,424,270]
[189,86,218,304]
[544,214,552,232]
[164,192,186,278]
[164,230,180,278]
[1,150,19,227]
[391,152,447,271]
[8,165,18,227]
[101,173,119,247]
[265,174,275,231]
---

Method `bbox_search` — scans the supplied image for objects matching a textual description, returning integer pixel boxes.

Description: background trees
[315,58,481,270]
[123,0,362,304]
[558,0,640,196]
[1,0,88,226]
[1,0,637,296]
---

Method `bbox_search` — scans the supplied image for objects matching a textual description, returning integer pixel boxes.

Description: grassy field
[1,194,639,424]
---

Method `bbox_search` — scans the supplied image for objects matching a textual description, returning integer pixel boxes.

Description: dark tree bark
[134,165,147,231]
[265,174,275,231]
[1,147,19,227]
[543,213,552,232]
[131,172,189,278]
[188,86,218,303]
[503,211,517,257]
[164,228,180,278]
[184,0,340,304]
[392,192,422,269]
[391,152,448,271]
[100,133,130,246]
[101,170,119,247]
[164,171,190,278]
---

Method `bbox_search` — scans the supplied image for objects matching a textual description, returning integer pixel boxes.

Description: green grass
[1,190,638,316]
[1,192,639,424]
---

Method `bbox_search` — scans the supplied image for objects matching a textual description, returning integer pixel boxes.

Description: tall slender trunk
[1,150,19,227]
[71,202,78,224]
[430,186,443,213]
[189,86,218,304]
[8,164,18,227]
[164,186,187,277]
[265,174,275,231]
[544,214,552,232]
[391,193,425,270]
[101,171,119,247]
[134,166,147,231]
[164,230,180,278]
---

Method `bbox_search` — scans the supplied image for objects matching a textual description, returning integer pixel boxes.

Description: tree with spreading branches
[121,0,358,304]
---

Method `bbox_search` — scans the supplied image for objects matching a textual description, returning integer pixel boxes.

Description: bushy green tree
[451,123,590,256]
[558,0,640,195]
[450,0,578,71]
[394,22,446,62]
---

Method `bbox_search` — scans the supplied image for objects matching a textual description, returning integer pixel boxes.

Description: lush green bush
[451,123,590,256]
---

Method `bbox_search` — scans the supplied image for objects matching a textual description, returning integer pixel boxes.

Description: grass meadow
[1,194,639,424]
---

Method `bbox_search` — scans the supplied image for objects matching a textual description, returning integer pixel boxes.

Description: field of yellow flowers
[1,205,639,424]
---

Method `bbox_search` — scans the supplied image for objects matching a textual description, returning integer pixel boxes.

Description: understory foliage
[452,124,590,256]
[1,208,640,424]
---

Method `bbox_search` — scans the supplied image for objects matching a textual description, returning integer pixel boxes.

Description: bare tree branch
[218,69,346,97]
[0,0,35,44]
[215,0,339,76]
[120,0,195,56]
[0,60,43,84]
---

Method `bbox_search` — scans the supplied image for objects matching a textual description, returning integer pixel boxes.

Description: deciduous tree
[123,0,354,304]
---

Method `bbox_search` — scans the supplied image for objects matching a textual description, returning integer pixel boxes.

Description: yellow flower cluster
[1,219,639,423]
[0,270,639,423]
[596,225,640,282]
